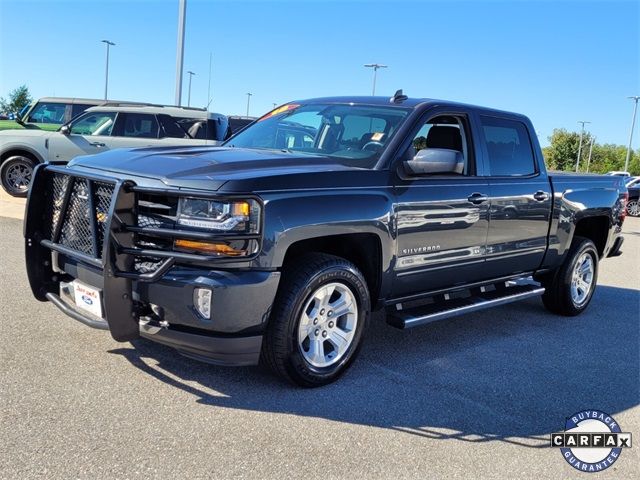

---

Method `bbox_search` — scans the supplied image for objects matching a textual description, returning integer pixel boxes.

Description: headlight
[177,197,260,233]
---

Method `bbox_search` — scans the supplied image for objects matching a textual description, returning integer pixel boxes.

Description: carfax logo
[550,410,632,473]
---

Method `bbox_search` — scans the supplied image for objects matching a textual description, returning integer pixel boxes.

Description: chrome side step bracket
[387,284,545,329]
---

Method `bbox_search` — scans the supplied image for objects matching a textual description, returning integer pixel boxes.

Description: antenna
[206,51,212,111]
[390,89,408,104]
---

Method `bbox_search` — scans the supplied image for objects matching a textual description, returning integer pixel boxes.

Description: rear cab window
[480,116,536,176]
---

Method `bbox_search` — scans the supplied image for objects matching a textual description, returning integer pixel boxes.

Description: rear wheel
[1,155,36,197]
[540,236,599,316]
[261,253,370,387]
[627,198,639,217]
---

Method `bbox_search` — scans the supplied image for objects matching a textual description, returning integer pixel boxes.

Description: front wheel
[261,253,370,387]
[1,155,36,197]
[540,236,599,316]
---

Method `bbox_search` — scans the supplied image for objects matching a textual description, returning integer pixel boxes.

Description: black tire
[1,155,36,197]
[261,253,370,387]
[626,198,639,217]
[540,236,599,316]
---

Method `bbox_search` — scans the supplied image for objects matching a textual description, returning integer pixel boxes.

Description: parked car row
[0,98,255,196]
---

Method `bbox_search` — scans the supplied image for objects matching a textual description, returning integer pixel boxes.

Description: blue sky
[1,0,638,147]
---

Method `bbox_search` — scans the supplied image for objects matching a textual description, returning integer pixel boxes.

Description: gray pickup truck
[24,94,627,387]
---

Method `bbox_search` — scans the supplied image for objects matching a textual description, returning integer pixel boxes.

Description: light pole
[101,40,115,100]
[246,93,253,116]
[576,121,591,172]
[624,96,640,172]
[174,0,187,105]
[272,103,277,109]
[364,63,387,96]
[587,136,595,173]
[206,52,212,110]
[186,71,196,107]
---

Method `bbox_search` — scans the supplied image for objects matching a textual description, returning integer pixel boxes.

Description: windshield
[223,103,411,167]
[18,101,34,121]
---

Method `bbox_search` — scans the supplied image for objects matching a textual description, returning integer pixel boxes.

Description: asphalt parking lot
[1,197,638,479]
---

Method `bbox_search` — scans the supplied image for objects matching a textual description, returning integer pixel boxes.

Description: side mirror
[404,148,464,175]
[60,125,70,135]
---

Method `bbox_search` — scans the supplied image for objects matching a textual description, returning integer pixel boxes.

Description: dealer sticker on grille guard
[72,281,103,318]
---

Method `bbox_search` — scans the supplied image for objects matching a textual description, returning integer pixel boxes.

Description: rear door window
[118,113,160,139]
[480,116,536,176]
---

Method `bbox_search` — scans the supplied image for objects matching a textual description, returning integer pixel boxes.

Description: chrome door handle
[533,191,549,202]
[467,193,489,204]
[90,142,106,147]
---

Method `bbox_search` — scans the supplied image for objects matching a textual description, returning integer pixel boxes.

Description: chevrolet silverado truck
[24,93,628,387]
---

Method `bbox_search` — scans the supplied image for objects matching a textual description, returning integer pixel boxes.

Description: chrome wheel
[297,282,358,368]
[570,252,594,306]
[627,199,639,217]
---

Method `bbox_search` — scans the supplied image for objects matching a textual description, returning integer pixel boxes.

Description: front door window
[70,112,116,136]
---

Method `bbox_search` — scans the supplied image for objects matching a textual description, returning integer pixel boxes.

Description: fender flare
[0,144,46,165]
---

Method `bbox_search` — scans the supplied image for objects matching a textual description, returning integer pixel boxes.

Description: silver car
[0,103,230,196]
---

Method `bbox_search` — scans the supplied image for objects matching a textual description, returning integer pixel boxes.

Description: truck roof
[294,95,529,120]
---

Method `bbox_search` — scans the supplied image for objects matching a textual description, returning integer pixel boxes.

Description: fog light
[194,288,212,319]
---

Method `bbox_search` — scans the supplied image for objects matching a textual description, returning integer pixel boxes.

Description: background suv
[0,103,230,196]
[13,97,105,131]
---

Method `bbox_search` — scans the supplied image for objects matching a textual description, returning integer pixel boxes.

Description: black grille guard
[24,164,261,341]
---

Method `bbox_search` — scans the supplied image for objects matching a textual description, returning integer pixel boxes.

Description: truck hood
[69,146,367,190]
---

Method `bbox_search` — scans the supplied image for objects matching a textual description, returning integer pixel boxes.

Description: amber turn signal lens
[232,201,250,217]
[174,239,246,256]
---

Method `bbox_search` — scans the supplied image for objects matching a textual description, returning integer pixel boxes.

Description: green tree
[586,144,639,175]
[541,128,640,175]
[542,128,593,172]
[0,85,32,114]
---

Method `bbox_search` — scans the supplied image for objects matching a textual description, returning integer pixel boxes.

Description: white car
[605,170,631,177]
[0,103,230,197]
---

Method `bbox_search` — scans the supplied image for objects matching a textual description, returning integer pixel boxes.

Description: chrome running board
[387,284,545,329]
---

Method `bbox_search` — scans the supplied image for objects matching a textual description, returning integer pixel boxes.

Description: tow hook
[138,303,168,334]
